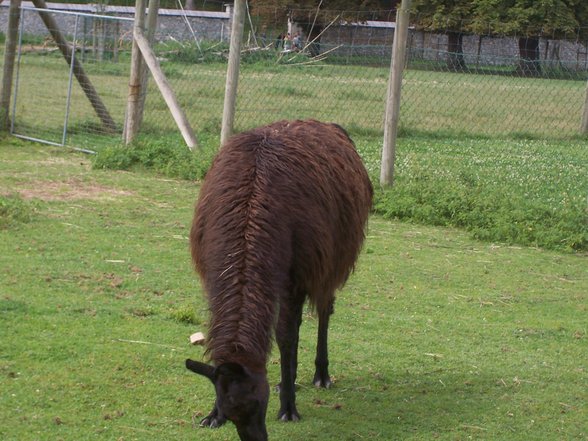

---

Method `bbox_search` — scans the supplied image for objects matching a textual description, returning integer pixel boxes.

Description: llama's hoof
[200,413,226,428]
[278,410,301,422]
[313,374,333,389]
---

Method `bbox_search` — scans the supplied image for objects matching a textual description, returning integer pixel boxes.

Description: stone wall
[0,1,231,43]
[2,3,586,70]
[409,31,588,69]
[317,21,587,69]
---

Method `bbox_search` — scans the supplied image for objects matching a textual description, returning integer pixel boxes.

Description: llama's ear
[185,359,215,381]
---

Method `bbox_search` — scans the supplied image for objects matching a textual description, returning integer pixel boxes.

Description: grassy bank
[365,136,588,252]
[91,132,587,253]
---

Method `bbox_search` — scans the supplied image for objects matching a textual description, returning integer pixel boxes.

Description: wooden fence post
[581,79,588,136]
[124,0,147,144]
[134,28,198,149]
[136,0,160,129]
[220,0,246,146]
[0,0,22,131]
[380,0,411,188]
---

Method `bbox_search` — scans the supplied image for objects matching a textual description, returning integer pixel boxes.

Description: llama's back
[191,120,372,319]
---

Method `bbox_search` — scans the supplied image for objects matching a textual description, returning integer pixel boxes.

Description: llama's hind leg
[276,296,304,422]
[313,298,334,388]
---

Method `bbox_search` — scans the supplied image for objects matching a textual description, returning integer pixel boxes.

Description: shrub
[169,304,201,326]
[373,169,587,252]
[91,134,218,181]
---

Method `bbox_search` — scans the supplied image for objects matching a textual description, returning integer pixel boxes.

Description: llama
[185,119,373,441]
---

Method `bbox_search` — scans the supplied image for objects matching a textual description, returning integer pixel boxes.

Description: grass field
[1,138,587,440]
[7,46,587,149]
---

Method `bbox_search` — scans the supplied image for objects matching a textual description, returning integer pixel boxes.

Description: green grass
[401,70,586,138]
[366,136,588,252]
[0,194,36,229]
[92,132,218,181]
[6,46,586,149]
[1,138,587,440]
[92,131,587,252]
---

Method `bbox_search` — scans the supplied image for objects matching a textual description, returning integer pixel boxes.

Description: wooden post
[220,0,246,146]
[380,0,411,187]
[135,0,160,128]
[134,28,198,149]
[0,0,22,131]
[581,79,588,135]
[124,0,147,144]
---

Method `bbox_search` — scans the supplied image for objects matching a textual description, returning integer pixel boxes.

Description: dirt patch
[15,178,135,202]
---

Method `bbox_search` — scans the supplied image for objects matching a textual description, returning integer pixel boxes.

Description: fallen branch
[115,338,181,350]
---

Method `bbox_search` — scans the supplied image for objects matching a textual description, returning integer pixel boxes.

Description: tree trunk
[185,0,196,10]
[447,31,466,72]
[517,36,541,77]
[301,24,322,57]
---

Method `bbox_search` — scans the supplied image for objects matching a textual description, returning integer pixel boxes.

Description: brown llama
[185,119,373,441]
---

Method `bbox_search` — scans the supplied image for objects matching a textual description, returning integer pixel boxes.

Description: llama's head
[186,359,269,441]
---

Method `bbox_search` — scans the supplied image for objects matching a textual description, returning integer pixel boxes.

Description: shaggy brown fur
[187,119,373,440]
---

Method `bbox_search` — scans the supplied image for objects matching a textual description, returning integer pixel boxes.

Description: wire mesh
[1,4,587,152]
[146,7,588,138]
[401,22,588,138]
[8,7,132,150]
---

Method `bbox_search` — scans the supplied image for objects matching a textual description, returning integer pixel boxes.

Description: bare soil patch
[15,178,135,202]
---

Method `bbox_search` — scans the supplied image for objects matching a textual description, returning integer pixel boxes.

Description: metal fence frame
[10,6,133,153]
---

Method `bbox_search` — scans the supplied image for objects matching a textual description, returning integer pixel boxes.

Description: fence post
[134,27,198,149]
[136,0,160,128]
[581,79,588,136]
[220,0,246,146]
[0,0,22,132]
[380,0,411,188]
[124,0,147,144]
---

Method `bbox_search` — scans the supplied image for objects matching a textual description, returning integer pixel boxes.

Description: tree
[413,0,588,76]
[248,0,397,56]
[473,0,588,75]
[410,0,475,71]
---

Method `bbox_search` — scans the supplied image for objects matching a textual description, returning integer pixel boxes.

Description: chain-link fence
[235,9,588,138]
[1,3,587,151]
[401,17,588,138]
[149,7,588,139]
[2,5,132,150]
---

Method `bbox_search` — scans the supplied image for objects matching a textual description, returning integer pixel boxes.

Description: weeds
[371,137,587,252]
[92,133,218,181]
[93,132,587,252]
[0,194,36,229]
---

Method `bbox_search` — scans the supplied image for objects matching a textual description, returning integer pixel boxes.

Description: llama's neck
[207,277,277,372]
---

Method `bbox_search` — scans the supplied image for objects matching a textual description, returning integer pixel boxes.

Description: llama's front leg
[313,299,334,388]
[276,298,304,421]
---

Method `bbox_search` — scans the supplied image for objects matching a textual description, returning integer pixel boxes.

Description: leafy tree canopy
[412,0,588,38]
[249,0,397,27]
[410,0,475,31]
